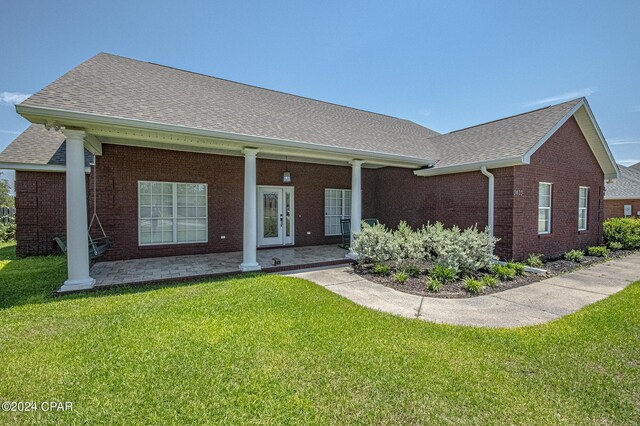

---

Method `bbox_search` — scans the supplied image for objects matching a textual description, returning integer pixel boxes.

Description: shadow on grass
[0,242,262,310]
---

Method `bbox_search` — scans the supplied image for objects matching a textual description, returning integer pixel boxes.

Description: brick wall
[511,116,605,259]
[604,199,640,219]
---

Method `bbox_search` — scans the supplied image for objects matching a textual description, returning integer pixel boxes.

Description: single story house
[604,163,640,218]
[0,53,619,291]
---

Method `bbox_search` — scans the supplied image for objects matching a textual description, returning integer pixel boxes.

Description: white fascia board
[16,105,436,168]
[0,162,91,173]
[581,99,620,180]
[413,156,525,177]
[522,99,585,163]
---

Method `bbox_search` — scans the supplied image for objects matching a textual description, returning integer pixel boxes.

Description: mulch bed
[354,250,638,299]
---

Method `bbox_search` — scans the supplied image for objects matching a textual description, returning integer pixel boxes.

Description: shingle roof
[19,53,440,160]
[605,165,640,199]
[0,124,92,167]
[631,162,640,171]
[427,99,582,168]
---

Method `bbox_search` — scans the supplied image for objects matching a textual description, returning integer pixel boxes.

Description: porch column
[240,148,261,272]
[348,160,365,258]
[60,129,95,291]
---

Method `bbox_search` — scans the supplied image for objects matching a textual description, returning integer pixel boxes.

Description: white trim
[581,100,619,180]
[538,182,553,235]
[16,104,436,168]
[413,156,524,177]
[480,166,494,237]
[256,185,295,247]
[0,162,91,173]
[578,186,589,231]
[604,196,640,200]
[137,181,208,246]
[324,188,352,236]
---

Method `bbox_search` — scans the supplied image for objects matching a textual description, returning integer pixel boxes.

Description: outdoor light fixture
[282,156,292,183]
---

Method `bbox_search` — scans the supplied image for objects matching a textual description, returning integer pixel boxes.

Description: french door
[257,186,294,246]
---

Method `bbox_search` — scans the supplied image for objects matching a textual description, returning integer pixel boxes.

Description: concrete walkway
[289,253,640,328]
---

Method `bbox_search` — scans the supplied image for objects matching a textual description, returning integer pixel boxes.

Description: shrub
[431,264,457,284]
[426,277,443,292]
[353,223,398,264]
[565,249,584,262]
[463,277,484,294]
[525,253,544,268]
[424,222,497,274]
[481,274,498,288]
[608,241,623,251]
[492,264,516,280]
[392,221,428,265]
[506,261,525,276]
[0,217,16,242]
[394,271,409,283]
[402,265,422,278]
[373,264,391,276]
[587,246,610,257]
[603,217,640,250]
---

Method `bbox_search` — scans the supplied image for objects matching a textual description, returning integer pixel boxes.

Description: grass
[0,242,639,424]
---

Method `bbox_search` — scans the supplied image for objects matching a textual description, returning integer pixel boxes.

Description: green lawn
[0,242,638,425]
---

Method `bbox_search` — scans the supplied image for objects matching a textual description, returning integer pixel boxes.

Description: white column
[240,148,261,272]
[348,160,364,259]
[60,129,95,291]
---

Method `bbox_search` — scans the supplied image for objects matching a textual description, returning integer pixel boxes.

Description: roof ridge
[439,98,583,136]
[96,52,436,130]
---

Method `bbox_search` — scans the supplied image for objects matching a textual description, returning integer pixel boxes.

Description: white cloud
[0,91,31,106]
[525,88,594,107]
[618,159,640,167]
[0,129,21,135]
[608,138,640,146]
[419,109,432,117]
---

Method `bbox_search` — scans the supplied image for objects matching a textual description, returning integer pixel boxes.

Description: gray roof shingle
[605,165,640,199]
[0,125,92,167]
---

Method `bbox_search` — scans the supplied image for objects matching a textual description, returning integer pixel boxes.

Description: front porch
[78,244,350,292]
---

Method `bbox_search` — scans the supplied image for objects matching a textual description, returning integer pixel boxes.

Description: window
[324,189,352,235]
[538,182,552,234]
[578,187,588,231]
[138,181,207,245]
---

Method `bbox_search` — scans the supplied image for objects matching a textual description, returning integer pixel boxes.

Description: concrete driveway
[288,253,640,328]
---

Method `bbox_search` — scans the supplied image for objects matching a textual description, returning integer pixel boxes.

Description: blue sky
[1,0,639,187]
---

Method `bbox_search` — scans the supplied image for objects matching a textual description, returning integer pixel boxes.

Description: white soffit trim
[413,156,524,177]
[0,162,91,173]
[16,105,436,168]
[604,196,640,200]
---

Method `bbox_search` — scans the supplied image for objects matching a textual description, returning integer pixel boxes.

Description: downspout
[480,166,494,237]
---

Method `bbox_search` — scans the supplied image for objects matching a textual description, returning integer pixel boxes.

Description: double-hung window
[324,189,352,235]
[138,181,208,245]
[538,182,552,234]
[578,187,589,231]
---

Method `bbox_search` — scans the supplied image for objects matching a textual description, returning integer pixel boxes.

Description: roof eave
[413,156,525,177]
[16,104,437,169]
[0,161,90,173]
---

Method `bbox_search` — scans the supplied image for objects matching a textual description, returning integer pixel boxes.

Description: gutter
[480,166,494,237]
[413,156,524,177]
[0,162,91,174]
[16,104,437,168]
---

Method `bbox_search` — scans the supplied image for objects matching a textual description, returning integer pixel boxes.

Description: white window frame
[324,188,352,236]
[138,181,208,246]
[538,182,552,235]
[578,186,589,231]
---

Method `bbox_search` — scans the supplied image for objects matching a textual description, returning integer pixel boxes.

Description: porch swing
[54,156,112,259]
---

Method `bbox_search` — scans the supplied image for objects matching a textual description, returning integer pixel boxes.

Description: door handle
[280,213,283,227]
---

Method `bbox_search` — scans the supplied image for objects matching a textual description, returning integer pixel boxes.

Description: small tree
[0,173,14,208]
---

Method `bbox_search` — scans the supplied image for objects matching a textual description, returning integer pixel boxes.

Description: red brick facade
[604,199,640,219]
[15,117,606,261]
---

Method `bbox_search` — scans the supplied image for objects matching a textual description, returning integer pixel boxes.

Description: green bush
[426,277,442,292]
[402,265,422,278]
[565,249,584,262]
[525,253,544,268]
[506,261,525,276]
[0,217,16,242]
[603,217,640,250]
[481,274,498,288]
[463,277,484,294]
[394,271,409,283]
[608,241,623,251]
[373,264,391,276]
[492,264,516,280]
[587,246,610,257]
[353,223,398,264]
[431,264,457,284]
[393,221,428,264]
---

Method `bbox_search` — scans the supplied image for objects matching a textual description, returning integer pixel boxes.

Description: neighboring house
[604,164,640,218]
[0,53,619,291]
